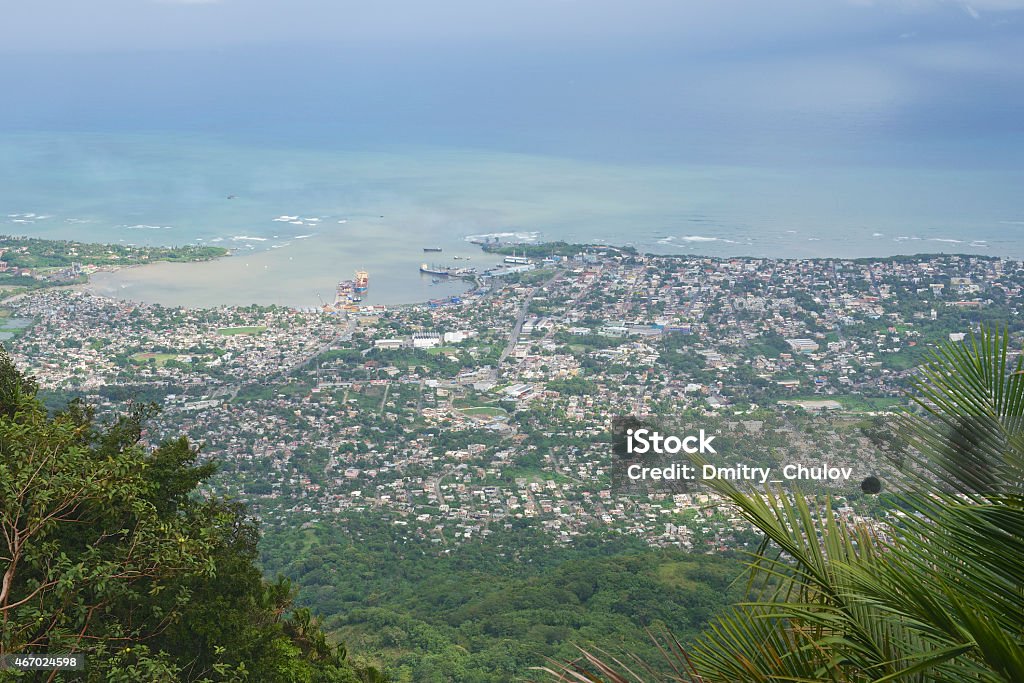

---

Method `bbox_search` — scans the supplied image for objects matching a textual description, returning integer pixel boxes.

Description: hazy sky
[3,1,1022,166]
[4,0,1022,53]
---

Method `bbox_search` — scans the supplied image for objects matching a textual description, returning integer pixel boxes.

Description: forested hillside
[262,522,743,682]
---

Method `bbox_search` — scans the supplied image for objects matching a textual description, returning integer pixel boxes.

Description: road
[282,317,358,375]
[497,269,564,365]
[201,316,358,404]
[431,467,454,507]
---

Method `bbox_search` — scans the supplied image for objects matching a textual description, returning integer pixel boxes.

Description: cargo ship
[420,263,476,277]
[334,280,354,304]
[420,263,453,277]
[354,269,369,293]
[333,269,369,304]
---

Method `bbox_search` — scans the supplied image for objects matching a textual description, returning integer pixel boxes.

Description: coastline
[82,236,482,309]
[77,236,1015,311]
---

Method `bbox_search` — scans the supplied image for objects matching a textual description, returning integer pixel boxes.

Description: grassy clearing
[217,326,267,336]
[131,352,181,367]
[425,346,459,356]
[655,560,702,591]
[459,406,509,418]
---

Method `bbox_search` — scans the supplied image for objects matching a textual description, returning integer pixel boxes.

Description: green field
[217,326,267,336]
[459,406,509,418]
[130,352,181,367]
[425,345,459,356]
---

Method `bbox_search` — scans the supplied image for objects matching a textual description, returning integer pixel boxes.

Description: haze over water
[2,1,1022,306]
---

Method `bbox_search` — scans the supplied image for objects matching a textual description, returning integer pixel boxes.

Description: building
[786,338,820,354]
[412,333,442,349]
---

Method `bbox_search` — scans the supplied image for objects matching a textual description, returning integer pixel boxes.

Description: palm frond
[540,327,1024,683]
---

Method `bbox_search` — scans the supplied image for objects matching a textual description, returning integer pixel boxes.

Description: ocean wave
[658,235,738,244]
[125,224,174,230]
[272,215,299,222]
[294,234,315,239]
[872,232,884,237]
[969,241,989,247]
[231,236,269,242]
[930,238,963,244]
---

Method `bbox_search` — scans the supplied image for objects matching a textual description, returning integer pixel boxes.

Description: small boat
[423,247,443,253]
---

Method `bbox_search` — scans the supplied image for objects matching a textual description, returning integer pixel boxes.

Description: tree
[0,348,378,681]
[541,328,1024,682]
[0,362,214,669]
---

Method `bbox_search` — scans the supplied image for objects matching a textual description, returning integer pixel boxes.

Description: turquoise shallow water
[2,133,1022,307]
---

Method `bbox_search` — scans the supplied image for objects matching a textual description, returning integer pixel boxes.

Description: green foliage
[546,328,1024,682]
[261,521,742,682]
[481,242,637,259]
[546,376,597,396]
[0,347,378,682]
[0,236,227,269]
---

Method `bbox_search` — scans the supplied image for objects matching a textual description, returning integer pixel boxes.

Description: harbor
[419,262,477,277]
[86,224,484,309]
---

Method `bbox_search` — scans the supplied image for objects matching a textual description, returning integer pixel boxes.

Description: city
[5,245,1019,556]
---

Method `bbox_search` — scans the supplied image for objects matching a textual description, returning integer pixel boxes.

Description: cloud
[850,0,1024,10]
[2,0,1022,56]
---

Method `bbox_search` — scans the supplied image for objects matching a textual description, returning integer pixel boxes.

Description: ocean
[1,131,1022,307]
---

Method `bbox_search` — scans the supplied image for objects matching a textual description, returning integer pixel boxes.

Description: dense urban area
[3,237,1021,679]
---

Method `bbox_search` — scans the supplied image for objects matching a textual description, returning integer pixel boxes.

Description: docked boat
[335,280,354,303]
[420,263,453,277]
[334,270,369,303]
[354,269,369,293]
